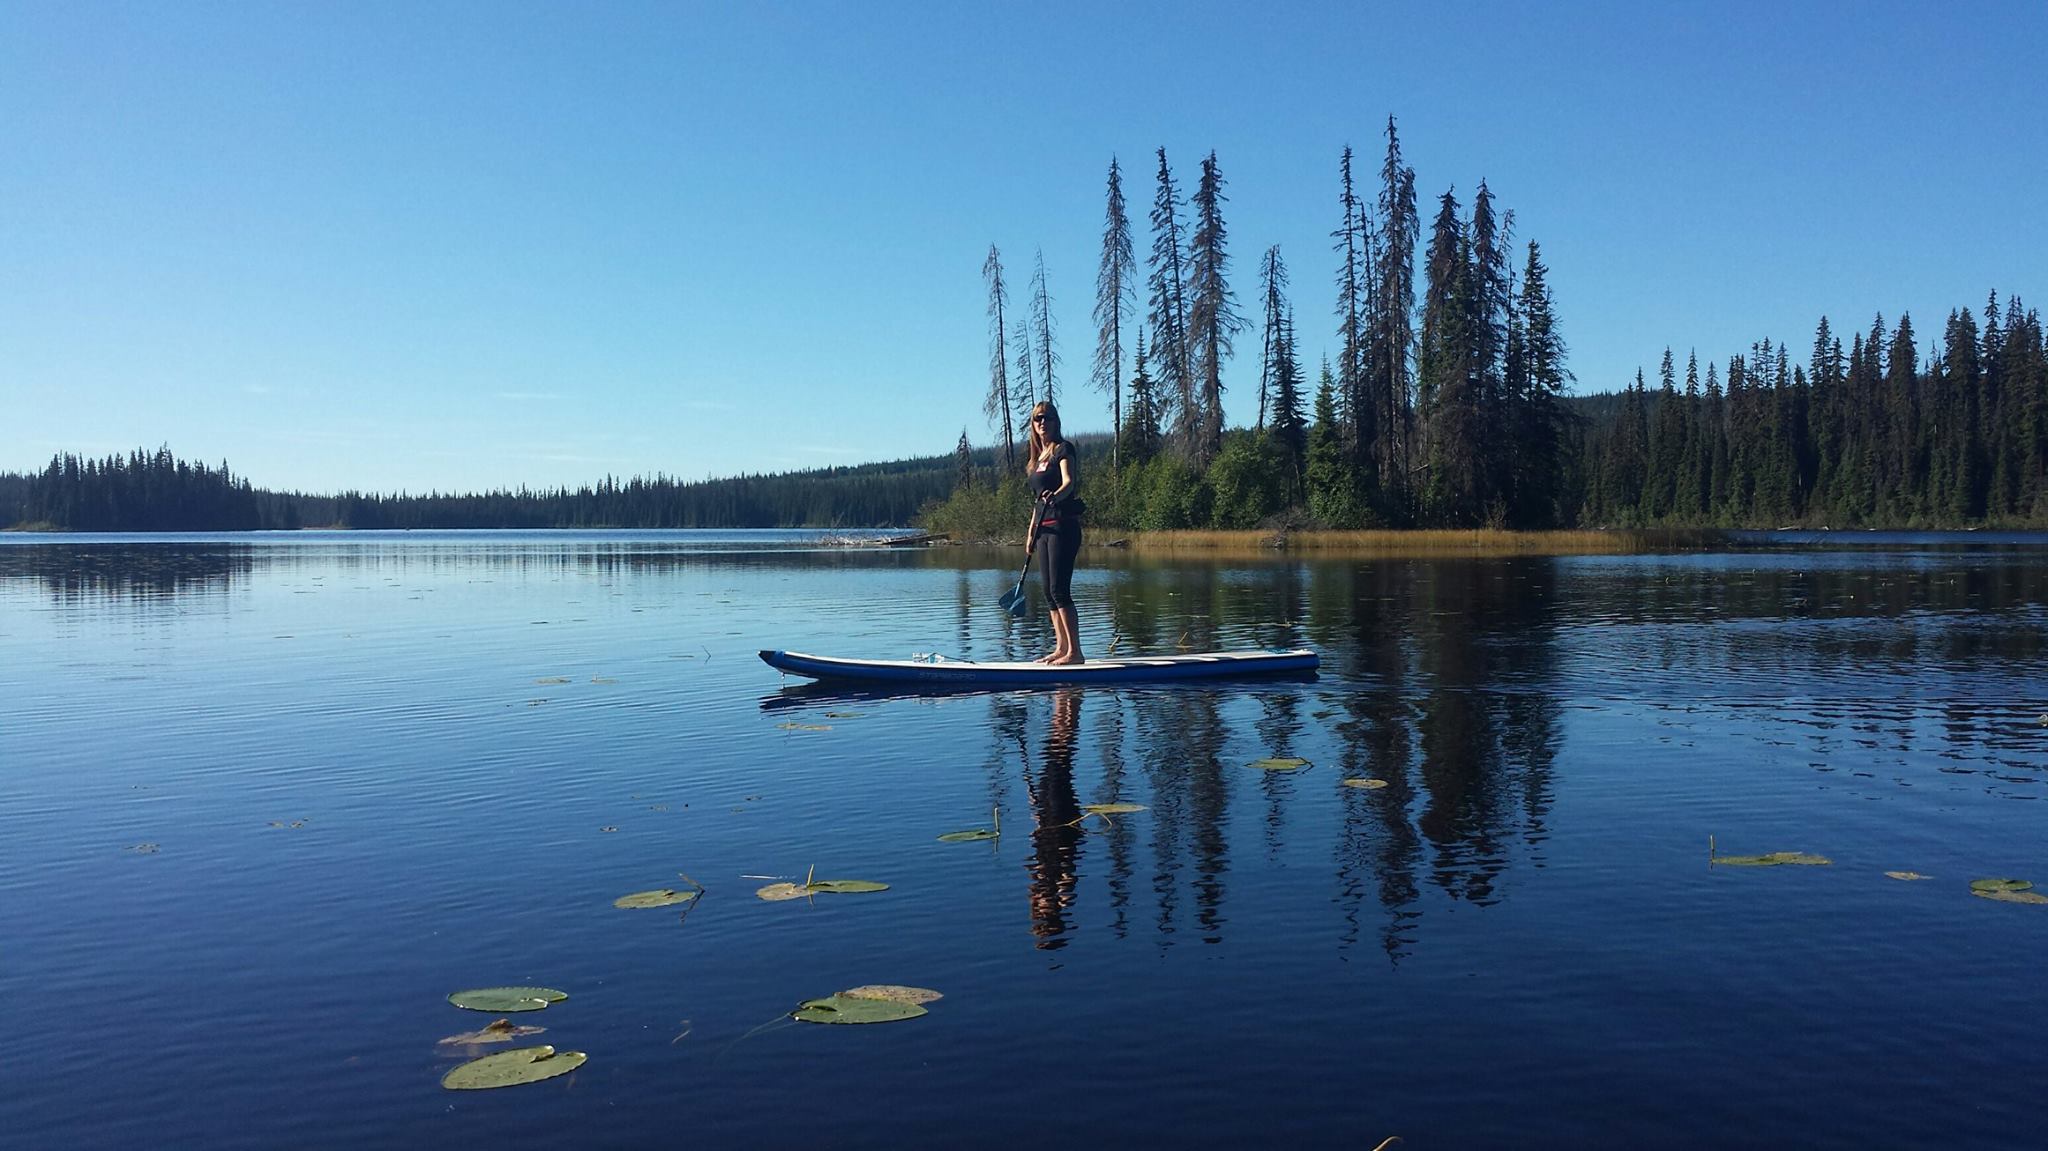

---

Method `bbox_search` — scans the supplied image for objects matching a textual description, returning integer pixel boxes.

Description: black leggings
[1038,517,1081,612]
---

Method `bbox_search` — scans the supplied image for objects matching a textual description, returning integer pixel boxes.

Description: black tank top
[1031,442,1072,524]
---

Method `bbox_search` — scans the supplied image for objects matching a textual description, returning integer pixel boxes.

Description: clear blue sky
[4,1,2043,494]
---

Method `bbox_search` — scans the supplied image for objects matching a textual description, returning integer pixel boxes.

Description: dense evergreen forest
[958,121,2046,532]
[1579,300,2047,527]
[0,447,966,531]
[5,122,2042,534]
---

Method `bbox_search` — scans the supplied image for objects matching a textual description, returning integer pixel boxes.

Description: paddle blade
[999,581,1027,616]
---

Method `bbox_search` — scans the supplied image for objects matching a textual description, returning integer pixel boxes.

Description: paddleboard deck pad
[759,648,1317,686]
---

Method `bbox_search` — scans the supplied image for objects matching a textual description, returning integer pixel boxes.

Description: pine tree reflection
[1324,560,1425,961]
[3,543,253,602]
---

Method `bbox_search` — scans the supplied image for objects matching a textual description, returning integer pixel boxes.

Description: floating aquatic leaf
[1885,871,1932,881]
[614,888,700,909]
[1971,878,2033,893]
[1341,778,1390,790]
[791,994,927,1025]
[590,676,617,685]
[807,879,888,894]
[1713,851,1831,867]
[777,722,832,732]
[447,987,568,1013]
[534,677,571,685]
[1970,878,2048,904]
[1246,757,1311,771]
[126,843,159,854]
[439,1018,546,1047]
[1082,803,1147,815]
[1975,888,2048,905]
[840,985,943,1005]
[440,1045,586,1089]
[756,877,887,900]
[824,711,864,719]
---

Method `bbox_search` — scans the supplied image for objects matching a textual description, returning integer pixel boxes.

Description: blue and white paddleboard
[758,648,1317,686]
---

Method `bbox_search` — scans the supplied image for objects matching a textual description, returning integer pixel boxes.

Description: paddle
[998,498,1048,617]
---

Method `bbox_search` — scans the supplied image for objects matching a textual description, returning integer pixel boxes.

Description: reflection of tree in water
[1321,560,1425,960]
[1310,558,1564,961]
[973,554,1573,961]
[1131,688,1232,946]
[2,544,254,602]
[1412,560,1564,904]
[1090,687,1136,939]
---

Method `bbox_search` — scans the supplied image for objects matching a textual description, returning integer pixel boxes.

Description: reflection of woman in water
[1026,689,1083,947]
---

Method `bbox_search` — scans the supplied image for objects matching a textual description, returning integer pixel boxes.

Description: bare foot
[1052,653,1085,665]
[1034,652,1059,664]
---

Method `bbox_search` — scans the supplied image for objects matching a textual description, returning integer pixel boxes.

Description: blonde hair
[1025,401,1064,468]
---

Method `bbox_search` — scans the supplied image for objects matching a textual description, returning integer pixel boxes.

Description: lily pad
[938,828,1000,842]
[447,986,568,1013]
[614,888,700,909]
[791,994,927,1025]
[440,1045,586,1089]
[756,878,889,901]
[1884,871,1932,881]
[1341,778,1390,790]
[1971,878,2048,904]
[1082,803,1147,816]
[777,722,831,732]
[534,677,571,685]
[1970,878,2033,893]
[1246,757,1311,771]
[439,1018,546,1047]
[1713,851,1831,867]
[824,711,864,719]
[840,985,944,1005]
[808,879,888,894]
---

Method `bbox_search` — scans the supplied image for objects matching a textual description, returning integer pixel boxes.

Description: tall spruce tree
[1333,145,1371,464]
[1372,117,1420,505]
[1031,248,1058,406]
[982,245,1016,470]
[1257,244,1289,430]
[1121,326,1162,464]
[1185,151,1243,466]
[1272,304,1309,501]
[1469,181,1511,516]
[1093,156,1135,472]
[1147,148,1193,458]
[1305,358,1352,525]
[1514,241,1570,526]
[1418,187,1479,522]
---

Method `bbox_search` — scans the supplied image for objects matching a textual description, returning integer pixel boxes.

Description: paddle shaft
[1014,500,1046,582]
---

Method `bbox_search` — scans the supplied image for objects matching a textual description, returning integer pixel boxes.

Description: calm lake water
[4,530,2046,1149]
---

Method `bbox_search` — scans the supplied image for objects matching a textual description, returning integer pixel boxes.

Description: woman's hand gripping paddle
[999,499,1048,617]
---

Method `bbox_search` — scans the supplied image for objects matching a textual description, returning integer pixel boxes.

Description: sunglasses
[1031,415,1048,424]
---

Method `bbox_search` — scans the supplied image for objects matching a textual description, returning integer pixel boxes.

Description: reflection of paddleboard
[758,648,1317,686]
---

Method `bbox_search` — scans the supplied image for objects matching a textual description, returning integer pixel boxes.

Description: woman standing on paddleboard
[1027,401,1084,665]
